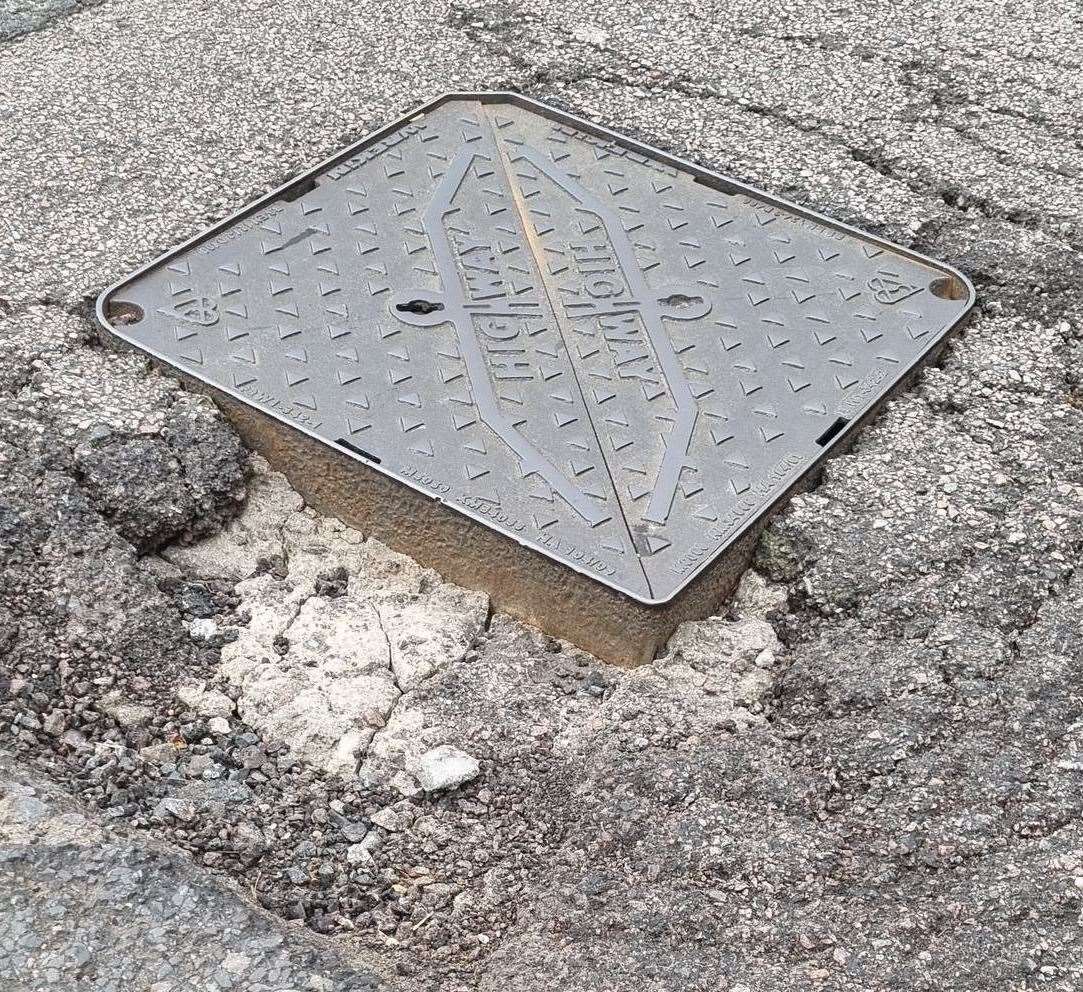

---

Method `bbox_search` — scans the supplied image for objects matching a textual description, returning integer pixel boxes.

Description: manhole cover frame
[97,91,976,661]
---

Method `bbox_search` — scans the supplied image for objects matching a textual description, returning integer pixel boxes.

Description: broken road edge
[94,91,977,665]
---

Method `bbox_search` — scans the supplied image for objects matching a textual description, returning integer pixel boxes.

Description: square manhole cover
[98,93,974,663]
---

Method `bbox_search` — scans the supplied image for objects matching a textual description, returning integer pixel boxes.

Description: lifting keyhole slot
[396,299,445,315]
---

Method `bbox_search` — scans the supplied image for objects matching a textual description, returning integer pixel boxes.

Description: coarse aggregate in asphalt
[1,2,1082,990]
[0,753,382,989]
[0,0,98,41]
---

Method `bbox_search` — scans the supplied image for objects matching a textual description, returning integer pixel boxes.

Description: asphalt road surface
[1,2,1081,990]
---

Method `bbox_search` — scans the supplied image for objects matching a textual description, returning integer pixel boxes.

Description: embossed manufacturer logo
[867,272,921,305]
[159,295,220,326]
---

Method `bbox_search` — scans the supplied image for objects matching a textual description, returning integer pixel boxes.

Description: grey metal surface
[98,93,974,604]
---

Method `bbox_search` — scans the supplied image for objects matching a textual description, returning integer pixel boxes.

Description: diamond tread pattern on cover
[99,95,973,604]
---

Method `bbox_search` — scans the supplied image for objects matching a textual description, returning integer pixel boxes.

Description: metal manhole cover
[98,92,974,663]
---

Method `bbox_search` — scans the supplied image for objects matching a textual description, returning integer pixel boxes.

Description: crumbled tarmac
[0,754,383,989]
[1,2,1082,990]
[0,0,101,41]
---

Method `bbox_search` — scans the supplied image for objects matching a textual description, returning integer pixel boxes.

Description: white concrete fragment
[376,583,489,691]
[220,592,399,777]
[389,771,423,799]
[732,570,788,620]
[650,614,780,727]
[99,690,153,728]
[346,842,372,865]
[176,683,235,719]
[370,804,414,832]
[187,618,220,644]
[413,745,481,793]
[0,778,103,846]
[171,458,489,779]
[162,456,303,580]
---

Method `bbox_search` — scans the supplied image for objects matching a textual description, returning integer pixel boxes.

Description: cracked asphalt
[2,1,1082,990]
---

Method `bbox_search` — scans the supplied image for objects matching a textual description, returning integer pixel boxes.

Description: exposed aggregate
[1,1,1082,989]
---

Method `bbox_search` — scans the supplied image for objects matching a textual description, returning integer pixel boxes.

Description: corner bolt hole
[396,299,445,316]
[106,300,144,326]
[929,275,967,301]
